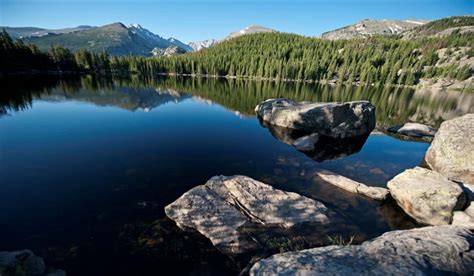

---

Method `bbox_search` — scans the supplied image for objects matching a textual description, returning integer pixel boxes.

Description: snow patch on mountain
[224,25,275,40]
[188,39,218,51]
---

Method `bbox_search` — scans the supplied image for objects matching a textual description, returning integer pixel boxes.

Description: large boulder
[255,99,376,139]
[387,167,466,225]
[425,113,474,184]
[250,225,474,275]
[0,250,45,276]
[387,122,437,138]
[165,175,332,255]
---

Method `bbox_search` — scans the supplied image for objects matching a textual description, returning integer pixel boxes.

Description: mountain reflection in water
[2,75,473,128]
[0,75,472,275]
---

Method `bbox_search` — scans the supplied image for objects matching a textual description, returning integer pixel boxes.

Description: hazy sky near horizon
[1,0,472,42]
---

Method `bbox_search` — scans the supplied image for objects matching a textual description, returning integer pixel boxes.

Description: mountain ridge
[224,25,275,40]
[3,16,472,56]
[321,18,430,40]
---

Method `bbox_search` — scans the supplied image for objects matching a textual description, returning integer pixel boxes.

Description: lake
[1,75,473,275]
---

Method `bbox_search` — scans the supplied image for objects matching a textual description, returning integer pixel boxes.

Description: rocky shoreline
[4,99,472,275]
[164,99,474,274]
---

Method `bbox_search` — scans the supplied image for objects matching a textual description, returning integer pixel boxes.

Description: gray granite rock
[250,226,474,275]
[388,122,437,137]
[452,211,474,229]
[263,124,370,162]
[315,169,389,201]
[292,133,320,151]
[388,167,466,225]
[255,99,376,138]
[165,175,331,254]
[425,113,474,184]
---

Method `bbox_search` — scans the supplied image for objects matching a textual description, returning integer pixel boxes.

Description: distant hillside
[188,39,218,51]
[152,45,188,57]
[1,25,94,38]
[12,23,190,56]
[147,28,472,90]
[321,19,428,40]
[224,25,275,40]
[402,16,474,39]
[167,37,193,52]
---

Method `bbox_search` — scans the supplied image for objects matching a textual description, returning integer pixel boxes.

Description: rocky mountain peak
[224,24,275,40]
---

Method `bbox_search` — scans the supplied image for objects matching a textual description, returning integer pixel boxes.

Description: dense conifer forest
[1,28,472,87]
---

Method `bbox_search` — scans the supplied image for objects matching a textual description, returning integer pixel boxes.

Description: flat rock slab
[255,99,375,138]
[388,122,437,137]
[314,169,389,201]
[388,167,466,225]
[165,175,331,254]
[250,225,474,275]
[425,113,474,184]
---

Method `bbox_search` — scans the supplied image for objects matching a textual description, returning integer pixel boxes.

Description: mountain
[1,25,94,39]
[402,16,474,39]
[188,39,218,51]
[152,45,188,57]
[11,23,191,56]
[321,19,429,40]
[167,37,193,52]
[224,25,275,40]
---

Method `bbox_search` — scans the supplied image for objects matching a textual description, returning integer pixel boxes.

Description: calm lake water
[1,76,473,275]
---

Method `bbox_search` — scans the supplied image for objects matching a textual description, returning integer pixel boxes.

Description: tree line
[2,74,462,128]
[1,29,472,86]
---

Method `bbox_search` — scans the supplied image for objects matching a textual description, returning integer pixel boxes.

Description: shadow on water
[0,74,469,275]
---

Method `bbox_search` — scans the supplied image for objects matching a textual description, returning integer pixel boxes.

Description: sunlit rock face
[255,99,376,139]
[250,226,474,275]
[425,113,474,185]
[165,175,336,255]
[388,167,466,225]
[387,122,437,138]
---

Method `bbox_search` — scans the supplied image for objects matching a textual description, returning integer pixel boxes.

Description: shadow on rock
[261,121,370,162]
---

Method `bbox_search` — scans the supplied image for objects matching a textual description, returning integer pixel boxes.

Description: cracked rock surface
[250,225,474,275]
[165,175,332,254]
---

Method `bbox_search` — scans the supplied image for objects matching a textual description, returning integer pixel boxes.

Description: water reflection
[1,75,473,128]
[0,75,468,275]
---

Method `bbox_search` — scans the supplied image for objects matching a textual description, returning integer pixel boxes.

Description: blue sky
[1,0,472,43]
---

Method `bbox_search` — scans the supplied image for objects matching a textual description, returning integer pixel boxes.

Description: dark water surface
[1,76,473,275]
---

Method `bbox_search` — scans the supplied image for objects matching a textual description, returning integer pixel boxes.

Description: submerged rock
[255,99,376,139]
[250,225,474,275]
[387,122,437,138]
[425,113,474,184]
[165,175,331,254]
[387,167,466,225]
[0,250,64,276]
